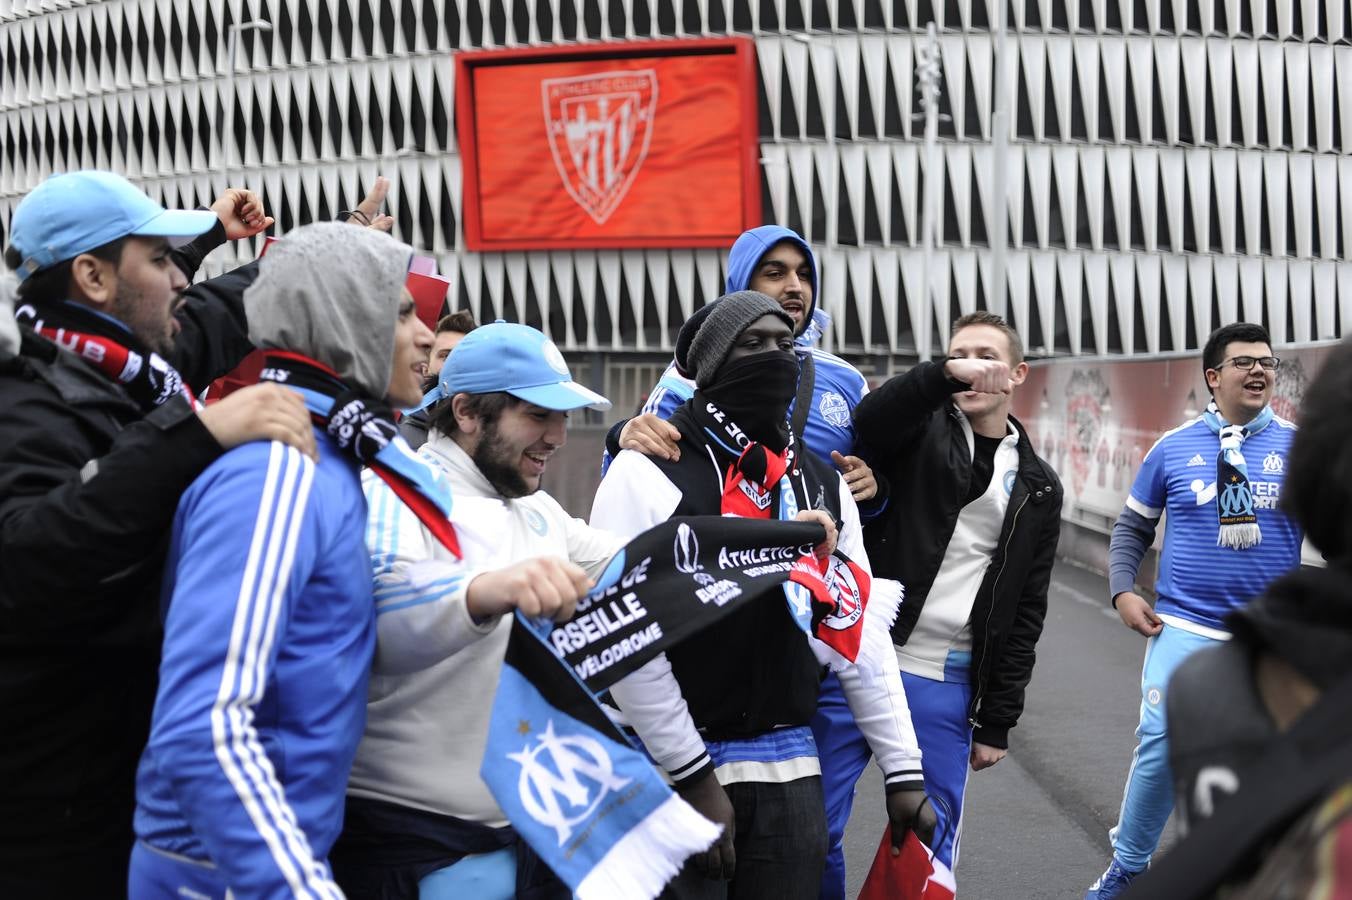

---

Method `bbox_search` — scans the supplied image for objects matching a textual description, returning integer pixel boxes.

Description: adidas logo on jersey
[1186,454,1206,467]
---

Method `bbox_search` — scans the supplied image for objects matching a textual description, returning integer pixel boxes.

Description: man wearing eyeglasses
[1085,322,1304,900]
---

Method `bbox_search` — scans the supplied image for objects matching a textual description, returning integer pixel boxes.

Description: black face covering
[699,351,801,452]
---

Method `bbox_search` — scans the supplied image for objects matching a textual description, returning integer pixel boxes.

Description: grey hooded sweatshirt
[244,221,413,396]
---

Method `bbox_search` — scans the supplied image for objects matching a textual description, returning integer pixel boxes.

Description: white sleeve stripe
[1125,496,1163,520]
[208,443,338,898]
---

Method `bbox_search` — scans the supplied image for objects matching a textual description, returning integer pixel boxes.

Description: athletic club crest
[541,70,658,224]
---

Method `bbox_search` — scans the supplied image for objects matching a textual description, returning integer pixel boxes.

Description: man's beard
[472,419,536,499]
[110,280,174,355]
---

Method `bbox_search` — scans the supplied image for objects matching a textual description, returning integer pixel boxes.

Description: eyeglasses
[1217,355,1281,372]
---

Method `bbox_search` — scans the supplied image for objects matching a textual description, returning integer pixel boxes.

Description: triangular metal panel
[1237,256,1264,326]
[1236,151,1263,256]
[1021,34,1047,142]
[899,248,928,356]
[834,36,861,140]
[1213,254,1239,326]
[1126,37,1154,143]
[527,252,554,340]
[644,250,672,346]
[756,37,783,140]
[1232,40,1259,146]
[1132,148,1160,252]
[966,34,992,141]
[1024,144,1051,249]
[1045,36,1074,143]
[1263,258,1289,345]
[1073,37,1101,143]
[1100,38,1128,143]
[846,247,874,352]
[952,248,978,317]
[1341,265,1352,344]
[1185,149,1212,254]
[695,250,721,317]
[1161,255,1188,350]
[1135,254,1162,355]
[1055,252,1084,354]
[1179,37,1207,147]
[1262,152,1288,259]
[1158,148,1185,253]
[1258,43,1285,154]
[762,143,791,224]
[1006,250,1031,355]
[873,248,899,354]
[1004,145,1025,247]
[1207,38,1233,146]
[1287,154,1313,260]
[1284,43,1310,153]
[1084,252,1110,356]
[1187,255,1213,341]
[840,143,867,247]
[860,35,889,144]
[887,36,915,140]
[1287,260,1312,344]
[1312,261,1336,340]
[812,145,840,247]
[1212,149,1238,255]
[596,251,624,350]
[866,143,894,246]
[1030,250,1057,354]
[1105,146,1133,254]
[1051,145,1079,249]
[1341,48,1352,159]
[1314,155,1338,260]
[1310,44,1334,153]
[1153,37,1180,145]
[893,143,920,248]
[1078,146,1106,251]
[947,143,972,247]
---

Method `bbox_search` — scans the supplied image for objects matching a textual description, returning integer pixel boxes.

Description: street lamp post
[224,19,272,182]
[916,24,944,361]
[989,0,1011,320]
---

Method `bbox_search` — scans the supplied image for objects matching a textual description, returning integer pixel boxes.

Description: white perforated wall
[3,0,1350,372]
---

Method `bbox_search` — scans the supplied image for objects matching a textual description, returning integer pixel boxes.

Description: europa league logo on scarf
[673,522,715,587]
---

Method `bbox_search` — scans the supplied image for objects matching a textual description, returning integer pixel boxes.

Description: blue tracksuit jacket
[133,433,375,899]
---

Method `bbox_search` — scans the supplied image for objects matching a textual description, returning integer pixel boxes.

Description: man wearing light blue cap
[332,322,624,900]
[0,170,309,897]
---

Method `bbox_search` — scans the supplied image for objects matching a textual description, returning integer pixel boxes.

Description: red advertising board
[456,38,762,251]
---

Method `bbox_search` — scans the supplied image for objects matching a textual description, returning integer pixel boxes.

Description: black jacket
[0,224,257,889]
[854,361,1062,748]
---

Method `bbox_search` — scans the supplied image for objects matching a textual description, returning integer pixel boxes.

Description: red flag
[457,38,761,250]
[858,826,956,900]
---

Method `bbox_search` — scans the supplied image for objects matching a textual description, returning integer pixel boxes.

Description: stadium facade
[2,0,1350,415]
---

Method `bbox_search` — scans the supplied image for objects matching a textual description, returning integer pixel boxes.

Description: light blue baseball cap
[9,171,219,281]
[410,321,611,413]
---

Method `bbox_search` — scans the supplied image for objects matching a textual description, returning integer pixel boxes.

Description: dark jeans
[661,776,829,900]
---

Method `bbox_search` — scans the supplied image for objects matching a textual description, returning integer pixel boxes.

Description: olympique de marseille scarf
[1202,399,1274,550]
[16,298,199,409]
[259,352,461,557]
[483,515,852,899]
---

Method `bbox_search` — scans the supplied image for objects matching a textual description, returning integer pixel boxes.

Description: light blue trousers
[1108,623,1222,871]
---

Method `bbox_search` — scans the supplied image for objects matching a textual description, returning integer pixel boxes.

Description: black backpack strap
[790,351,816,456]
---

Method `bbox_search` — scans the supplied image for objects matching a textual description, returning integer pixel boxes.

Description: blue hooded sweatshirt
[606,226,883,516]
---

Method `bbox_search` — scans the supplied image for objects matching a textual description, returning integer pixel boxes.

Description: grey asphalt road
[840,559,1178,899]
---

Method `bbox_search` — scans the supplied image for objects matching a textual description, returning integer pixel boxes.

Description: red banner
[457,38,761,251]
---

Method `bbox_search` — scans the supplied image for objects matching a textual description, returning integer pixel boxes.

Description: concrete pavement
[840,559,1178,899]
